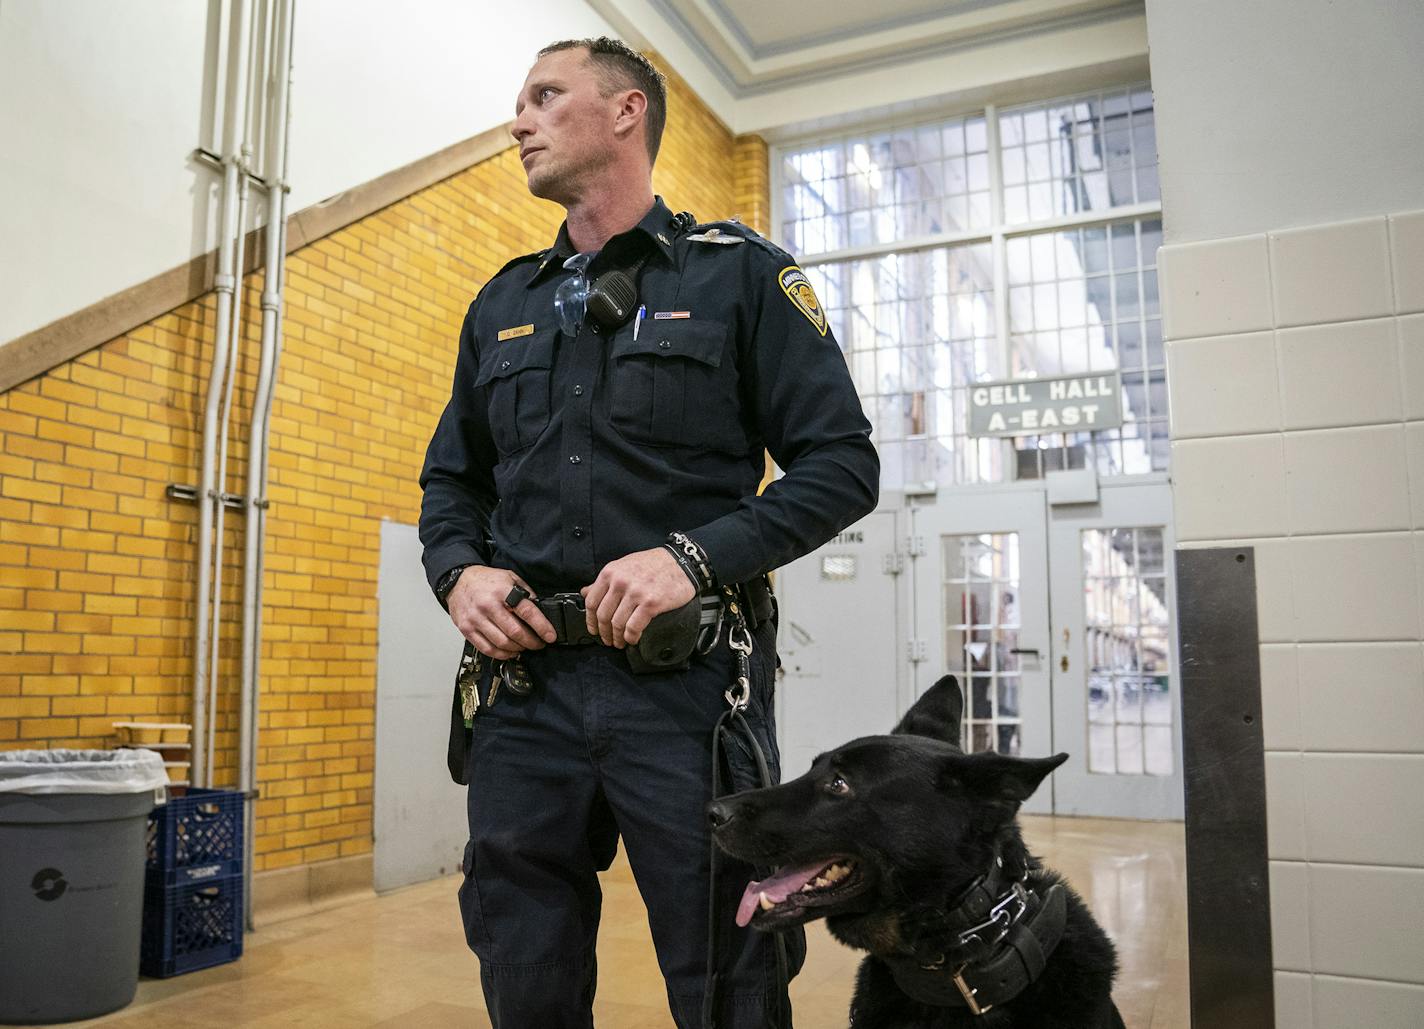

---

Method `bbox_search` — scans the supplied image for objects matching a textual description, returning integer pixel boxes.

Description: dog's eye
[825,775,850,796]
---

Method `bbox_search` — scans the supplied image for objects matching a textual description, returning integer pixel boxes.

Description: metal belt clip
[957,881,1029,950]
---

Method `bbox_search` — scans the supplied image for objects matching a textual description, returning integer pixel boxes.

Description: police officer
[419,36,878,1029]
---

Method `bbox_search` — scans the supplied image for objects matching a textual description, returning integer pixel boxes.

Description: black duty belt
[534,576,774,647]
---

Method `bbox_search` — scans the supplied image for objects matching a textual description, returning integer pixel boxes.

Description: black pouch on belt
[626,595,703,674]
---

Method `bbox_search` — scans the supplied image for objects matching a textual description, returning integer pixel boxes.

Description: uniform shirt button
[658,340,671,349]
[569,455,582,465]
[573,385,584,396]
[572,526,585,538]
[500,359,511,369]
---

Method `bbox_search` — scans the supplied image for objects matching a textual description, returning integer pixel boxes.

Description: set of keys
[456,640,534,727]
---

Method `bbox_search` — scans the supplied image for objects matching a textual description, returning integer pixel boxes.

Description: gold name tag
[497,323,535,341]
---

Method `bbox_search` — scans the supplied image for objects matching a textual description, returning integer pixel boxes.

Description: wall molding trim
[0,122,514,395]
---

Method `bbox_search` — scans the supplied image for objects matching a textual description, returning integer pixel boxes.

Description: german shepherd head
[708,674,1124,1027]
[708,674,1066,950]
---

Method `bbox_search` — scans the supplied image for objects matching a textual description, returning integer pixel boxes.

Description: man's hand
[582,547,696,648]
[447,566,557,660]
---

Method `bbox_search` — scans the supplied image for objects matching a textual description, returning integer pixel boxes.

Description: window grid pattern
[999,87,1159,224]
[1007,218,1166,478]
[778,83,1165,488]
[1082,527,1172,776]
[781,116,991,258]
[943,533,1022,757]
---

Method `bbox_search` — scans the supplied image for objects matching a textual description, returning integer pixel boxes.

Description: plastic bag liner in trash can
[0,749,167,1025]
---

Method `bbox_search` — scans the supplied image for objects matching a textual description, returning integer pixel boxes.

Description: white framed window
[775,84,1166,488]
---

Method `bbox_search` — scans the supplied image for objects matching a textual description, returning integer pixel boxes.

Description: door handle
[1060,655,1070,673]
[1009,648,1040,657]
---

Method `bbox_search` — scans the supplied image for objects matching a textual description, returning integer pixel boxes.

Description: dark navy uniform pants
[457,619,802,1027]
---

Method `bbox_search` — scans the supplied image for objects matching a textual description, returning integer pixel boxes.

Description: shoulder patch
[778,266,827,336]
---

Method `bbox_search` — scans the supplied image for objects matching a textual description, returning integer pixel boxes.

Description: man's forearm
[686,435,879,586]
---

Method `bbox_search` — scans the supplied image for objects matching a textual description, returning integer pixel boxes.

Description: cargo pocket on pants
[457,838,492,959]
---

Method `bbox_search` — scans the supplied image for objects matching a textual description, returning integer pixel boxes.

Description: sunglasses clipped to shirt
[553,251,649,336]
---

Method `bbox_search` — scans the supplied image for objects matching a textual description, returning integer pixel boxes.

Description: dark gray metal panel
[1176,547,1274,1029]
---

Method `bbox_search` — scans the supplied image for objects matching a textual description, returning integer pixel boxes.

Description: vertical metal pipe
[195,0,254,788]
[241,0,295,928]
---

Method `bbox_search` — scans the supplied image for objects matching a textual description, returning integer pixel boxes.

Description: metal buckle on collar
[951,968,993,1016]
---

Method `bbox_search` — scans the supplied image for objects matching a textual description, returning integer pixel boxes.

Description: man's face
[512,49,624,203]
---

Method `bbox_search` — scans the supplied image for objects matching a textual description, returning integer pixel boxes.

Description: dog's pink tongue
[735,860,830,927]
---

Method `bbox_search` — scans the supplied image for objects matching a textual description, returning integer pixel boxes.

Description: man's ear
[891,675,964,746]
[612,88,648,141]
[940,751,1070,805]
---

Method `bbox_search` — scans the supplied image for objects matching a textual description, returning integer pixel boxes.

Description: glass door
[912,489,1053,814]
[1048,483,1182,818]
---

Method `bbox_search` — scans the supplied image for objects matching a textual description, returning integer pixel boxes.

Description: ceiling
[593,0,1141,95]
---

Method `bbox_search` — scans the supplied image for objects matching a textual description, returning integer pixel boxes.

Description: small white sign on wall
[967,372,1124,437]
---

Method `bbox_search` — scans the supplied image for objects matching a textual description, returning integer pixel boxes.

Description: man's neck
[563,185,656,253]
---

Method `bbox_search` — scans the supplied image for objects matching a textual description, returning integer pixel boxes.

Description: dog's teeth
[813,876,831,888]
[759,892,775,911]
[825,864,847,882]
[800,882,816,893]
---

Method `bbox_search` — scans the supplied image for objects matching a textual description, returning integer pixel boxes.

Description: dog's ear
[891,675,964,745]
[940,751,1070,807]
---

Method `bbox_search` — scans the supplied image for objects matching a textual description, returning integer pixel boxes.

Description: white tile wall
[1314,975,1424,1029]
[1284,425,1412,534]
[1407,422,1424,529]
[1166,330,1280,439]
[1270,217,1394,328]
[1277,318,1402,429]
[1259,643,1301,750]
[1265,752,1306,859]
[1301,755,1424,866]
[1274,972,1313,1027]
[1400,315,1424,421]
[1160,232,1273,340]
[1295,643,1424,753]
[1288,533,1420,642]
[1390,210,1424,315]
[1163,207,1424,1024]
[1172,435,1287,540]
[1308,863,1424,983]
[1269,859,1312,971]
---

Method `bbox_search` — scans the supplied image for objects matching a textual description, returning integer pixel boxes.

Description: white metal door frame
[1048,482,1183,819]
[908,485,1054,814]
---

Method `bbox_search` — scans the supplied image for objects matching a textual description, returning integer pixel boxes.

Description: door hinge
[882,551,905,575]
[906,535,927,557]
[906,639,927,663]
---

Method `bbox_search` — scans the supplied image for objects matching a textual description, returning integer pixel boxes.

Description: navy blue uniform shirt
[418,195,878,596]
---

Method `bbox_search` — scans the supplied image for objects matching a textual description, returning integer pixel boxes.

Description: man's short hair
[539,37,668,165]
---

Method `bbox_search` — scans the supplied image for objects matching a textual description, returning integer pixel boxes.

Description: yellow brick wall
[732,134,771,236]
[0,56,772,873]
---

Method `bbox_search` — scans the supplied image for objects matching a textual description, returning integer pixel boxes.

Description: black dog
[709,675,1124,1028]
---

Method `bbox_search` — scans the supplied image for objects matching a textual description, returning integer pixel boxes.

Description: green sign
[967,372,1123,437]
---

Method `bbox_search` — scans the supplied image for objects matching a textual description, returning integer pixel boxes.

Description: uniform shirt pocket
[607,319,747,452]
[475,328,556,455]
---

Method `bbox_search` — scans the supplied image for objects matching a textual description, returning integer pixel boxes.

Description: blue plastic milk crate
[146,787,244,885]
[140,872,244,978]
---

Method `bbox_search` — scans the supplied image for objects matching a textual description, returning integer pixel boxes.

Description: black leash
[701,594,792,1029]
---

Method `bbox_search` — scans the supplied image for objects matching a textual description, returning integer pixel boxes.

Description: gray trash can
[0,748,167,1025]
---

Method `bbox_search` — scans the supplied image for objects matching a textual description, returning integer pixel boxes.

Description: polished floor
[42,816,1186,1028]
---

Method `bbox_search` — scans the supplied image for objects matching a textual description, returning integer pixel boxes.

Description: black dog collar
[886,864,1068,1015]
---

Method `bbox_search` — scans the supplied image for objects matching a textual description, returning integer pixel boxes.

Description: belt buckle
[952,967,992,1016]
[545,592,588,644]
